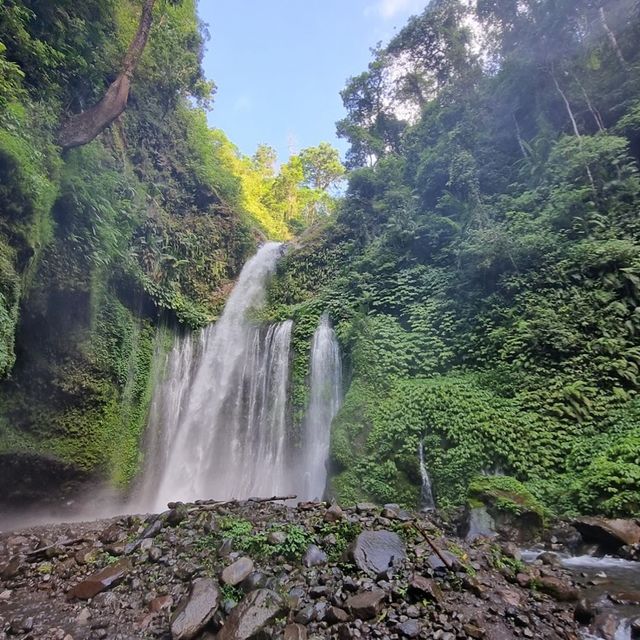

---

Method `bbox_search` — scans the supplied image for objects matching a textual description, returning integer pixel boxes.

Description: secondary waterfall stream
[134,242,342,511]
[300,314,343,500]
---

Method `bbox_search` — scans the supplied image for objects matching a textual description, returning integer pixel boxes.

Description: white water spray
[135,242,293,510]
[419,440,436,510]
[299,313,343,501]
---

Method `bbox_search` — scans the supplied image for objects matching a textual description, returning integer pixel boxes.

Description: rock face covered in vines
[265,0,640,518]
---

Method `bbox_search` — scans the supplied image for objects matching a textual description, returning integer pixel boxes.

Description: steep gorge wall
[0,0,259,503]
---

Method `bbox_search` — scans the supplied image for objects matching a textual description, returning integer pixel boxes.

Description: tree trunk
[571,72,605,133]
[551,66,597,194]
[599,6,628,69]
[58,0,157,150]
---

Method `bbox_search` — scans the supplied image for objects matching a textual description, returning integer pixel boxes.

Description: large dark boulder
[572,517,640,551]
[348,530,406,577]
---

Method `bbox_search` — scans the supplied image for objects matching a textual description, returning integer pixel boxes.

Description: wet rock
[592,613,619,640]
[349,531,406,577]
[303,544,328,567]
[538,576,579,602]
[536,551,561,567]
[68,559,131,600]
[608,591,640,606]
[167,502,189,526]
[284,623,308,640]
[630,617,640,639]
[222,557,254,586]
[171,578,220,640]
[216,588,286,640]
[324,504,344,523]
[574,598,596,624]
[573,517,640,551]
[345,589,386,620]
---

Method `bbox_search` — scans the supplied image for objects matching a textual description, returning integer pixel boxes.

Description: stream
[523,550,640,639]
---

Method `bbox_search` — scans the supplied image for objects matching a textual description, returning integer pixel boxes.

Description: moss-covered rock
[465,476,546,542]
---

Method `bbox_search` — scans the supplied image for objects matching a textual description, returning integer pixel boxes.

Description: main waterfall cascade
[134,242,343,511]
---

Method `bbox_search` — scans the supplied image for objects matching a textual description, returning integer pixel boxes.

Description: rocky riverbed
[0,500,587,640]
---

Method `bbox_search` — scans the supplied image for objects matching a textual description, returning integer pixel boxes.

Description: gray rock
[221,557,254,586]
[303,544,328,567]
[171,578,220,640]
[349,531,406,577]
[216,588,286,640]
[267,531,287,545]
[397,619,421,638]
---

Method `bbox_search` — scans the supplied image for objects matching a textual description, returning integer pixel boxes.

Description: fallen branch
[411,522,453,571]
[188,495,297,513]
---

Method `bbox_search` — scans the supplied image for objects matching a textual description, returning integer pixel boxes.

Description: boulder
[538,576,579,602]
[68,559,131,600]
[572,518,640,551]
[345,589,386,620]
[465,476,545,543]
[349,530,406,577]
[215,589,286,640]
[303,544,328,567]
[221,557,254,586]
[171,578,220,640]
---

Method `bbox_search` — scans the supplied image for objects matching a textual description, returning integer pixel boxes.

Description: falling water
[299,314,343,501]
[419,441,436,510]
[134,242,294,511]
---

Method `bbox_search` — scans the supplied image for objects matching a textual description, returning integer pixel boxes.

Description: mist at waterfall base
[132,242,343,511]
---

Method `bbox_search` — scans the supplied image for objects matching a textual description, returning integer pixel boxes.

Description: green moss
[468,475,546,520]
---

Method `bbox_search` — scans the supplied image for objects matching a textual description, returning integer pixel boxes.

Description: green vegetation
[0,0,342,487]
[216,516,314,561]
[266,0,640,518]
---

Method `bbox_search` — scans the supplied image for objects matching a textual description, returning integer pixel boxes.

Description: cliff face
[0,0,259,500]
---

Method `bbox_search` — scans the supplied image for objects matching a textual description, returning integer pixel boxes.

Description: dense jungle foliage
[0,0,342,490]
[266,0,640,517]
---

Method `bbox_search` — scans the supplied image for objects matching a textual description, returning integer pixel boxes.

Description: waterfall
[299,314,343,501]
[419,441,436,510]
[134,242,294,511]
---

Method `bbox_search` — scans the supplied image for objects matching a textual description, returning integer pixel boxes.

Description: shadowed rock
[216,588,286,640]
[345,589,386,620]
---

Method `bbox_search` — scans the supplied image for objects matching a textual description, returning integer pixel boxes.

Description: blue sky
[197,0,427,163]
